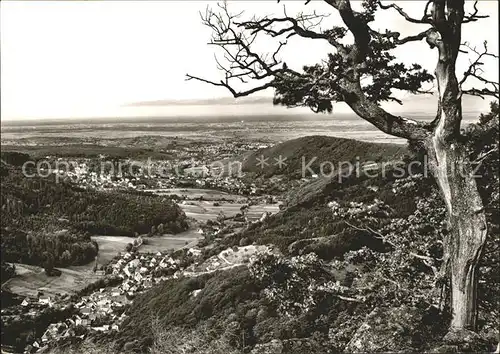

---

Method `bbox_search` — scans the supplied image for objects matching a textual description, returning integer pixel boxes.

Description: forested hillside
[241,135,407,177]
[0,157,188,269]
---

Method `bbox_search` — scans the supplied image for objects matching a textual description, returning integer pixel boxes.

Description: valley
[0,135,287,353]
[1,118,498,354]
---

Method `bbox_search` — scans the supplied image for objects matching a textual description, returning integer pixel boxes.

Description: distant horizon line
[123,96,274,107]
[123,91,493,108]
[0,111,485,127]
[0,112,350,126]
[2,93,492,122]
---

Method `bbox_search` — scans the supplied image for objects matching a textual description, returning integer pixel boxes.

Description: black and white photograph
[1,0,499,353]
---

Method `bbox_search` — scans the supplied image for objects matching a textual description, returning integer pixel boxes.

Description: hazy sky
[1,0,498,120]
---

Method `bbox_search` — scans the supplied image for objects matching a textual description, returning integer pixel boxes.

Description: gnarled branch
[370,28,434,46]
[459,41,499,99]
[185,74,274,98]
[378,0,432,24]
[186,3,298,97]
[462,0,489,23]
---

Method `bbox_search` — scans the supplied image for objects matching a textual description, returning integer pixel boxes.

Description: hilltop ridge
[239,135,407,178]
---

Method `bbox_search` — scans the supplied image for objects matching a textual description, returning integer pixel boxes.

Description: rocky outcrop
[251,338,331,354]
[344,305,493,353]
[429,329,491,353]
[344,306,430,353]
[251,339,284,354]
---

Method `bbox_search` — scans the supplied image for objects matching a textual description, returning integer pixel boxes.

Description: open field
[148,188,280,221]
[146,188,246,202]
[179,200,279,222]
[1,263,102,298]
[139,230,202,253]
[92,236,135,265]
[92,229,203,261]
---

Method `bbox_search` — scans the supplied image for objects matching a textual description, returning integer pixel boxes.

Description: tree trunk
[425,12,489,329]
[425,136,488,330]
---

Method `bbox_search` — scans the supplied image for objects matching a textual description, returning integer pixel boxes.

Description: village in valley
[12,140,273,194]
[1,155,283,354]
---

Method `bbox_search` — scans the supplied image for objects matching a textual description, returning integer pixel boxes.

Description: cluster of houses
[1,295,57,328]
[174,141,268,164]
[20,290,128,353]
[109,251,181,291]
[44,157,251,194]
[182,244,278,278]
[1,291,73,322]
[19,241,279,353]
[23,250,192,352]
[15,179,284,352]
[190,175,258,195]
[18,295,55,308]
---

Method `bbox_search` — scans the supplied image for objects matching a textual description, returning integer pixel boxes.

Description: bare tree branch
[378,0,432,24]
[186,3,299,97]
[410,252,440,276]
[235,8,346,51]
[185,74,274,98]
[459,41,499,99]
[370,28,434,45]
[473,147,498,164]
[335,294,365,303]
[462,0,489,23]
[461,88,499,100]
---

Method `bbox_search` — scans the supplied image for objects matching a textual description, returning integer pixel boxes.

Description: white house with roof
[38,297,53,307]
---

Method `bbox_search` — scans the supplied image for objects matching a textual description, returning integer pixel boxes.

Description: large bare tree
[187,0,498,334]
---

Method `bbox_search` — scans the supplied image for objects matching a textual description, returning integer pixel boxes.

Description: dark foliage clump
[111,267,266,352]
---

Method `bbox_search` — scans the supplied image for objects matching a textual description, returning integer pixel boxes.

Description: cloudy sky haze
[1,0,498,120]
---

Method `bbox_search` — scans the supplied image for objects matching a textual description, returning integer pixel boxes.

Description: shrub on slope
[217,165,421,258]
[107,267,266,352]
